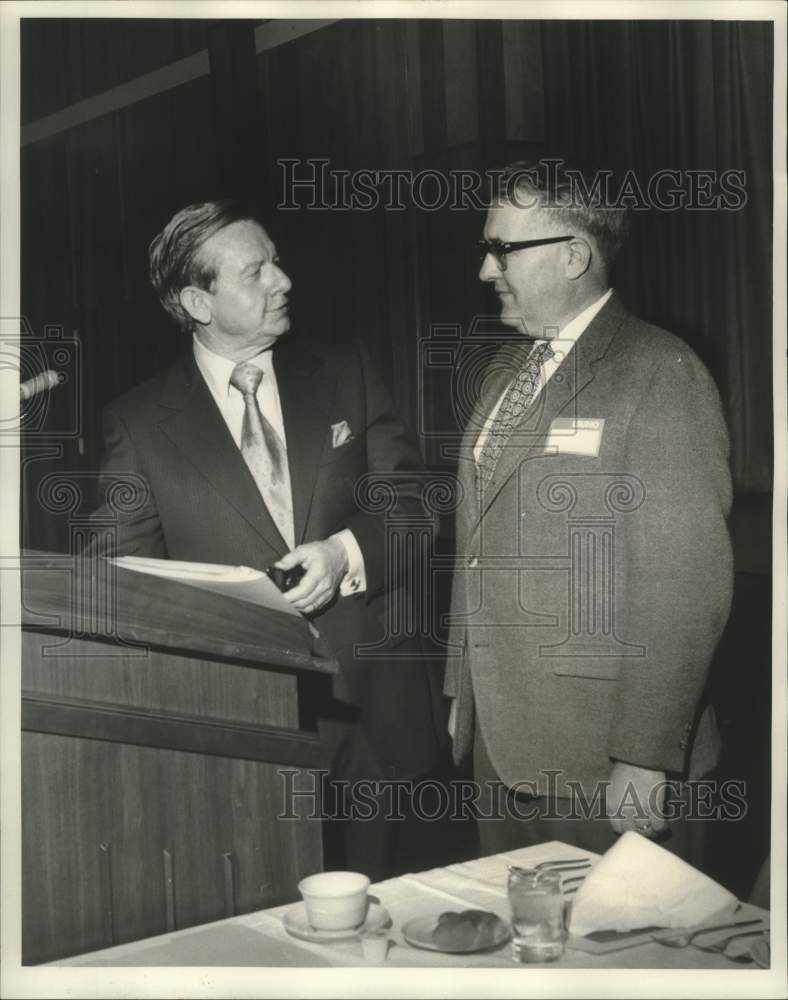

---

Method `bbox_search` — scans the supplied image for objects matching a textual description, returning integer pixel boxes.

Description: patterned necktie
[230,362,295,549]
[476,340,555,499]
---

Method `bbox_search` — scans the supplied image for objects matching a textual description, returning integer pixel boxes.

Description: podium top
[19,552,338,676]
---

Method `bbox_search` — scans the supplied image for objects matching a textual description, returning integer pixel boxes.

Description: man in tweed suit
[444,160,733,858]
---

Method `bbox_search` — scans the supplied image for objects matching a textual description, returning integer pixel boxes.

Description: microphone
[19,369,63,400]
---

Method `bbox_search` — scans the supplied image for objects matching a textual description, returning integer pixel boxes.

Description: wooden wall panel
[22,732,318,963]
[23,733,110,961]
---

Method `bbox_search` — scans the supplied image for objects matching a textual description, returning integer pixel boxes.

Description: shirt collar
[192,335,275,398]
[545,288,613,348]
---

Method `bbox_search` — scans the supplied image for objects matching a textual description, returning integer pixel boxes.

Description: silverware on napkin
[653,917,763,949]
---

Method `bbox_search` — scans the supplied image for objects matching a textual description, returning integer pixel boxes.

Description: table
[56,841,769,969]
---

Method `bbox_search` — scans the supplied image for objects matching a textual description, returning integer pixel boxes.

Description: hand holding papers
[111,556,302,619]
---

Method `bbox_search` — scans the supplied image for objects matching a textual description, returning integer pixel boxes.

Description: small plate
[402,914,510,954]
[283,901,391,943]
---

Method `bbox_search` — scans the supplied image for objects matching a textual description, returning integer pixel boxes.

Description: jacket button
[679,739,687,750]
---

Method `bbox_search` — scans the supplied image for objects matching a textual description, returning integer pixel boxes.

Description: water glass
[507,869,565,963]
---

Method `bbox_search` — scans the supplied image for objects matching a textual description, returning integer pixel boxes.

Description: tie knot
[532,341,555,364]
[230,362,264,396]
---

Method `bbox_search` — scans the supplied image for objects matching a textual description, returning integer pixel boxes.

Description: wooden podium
[20,552,339,964]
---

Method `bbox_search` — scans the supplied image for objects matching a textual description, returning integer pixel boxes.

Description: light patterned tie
[476,340,555,499]
[230,362,295,548]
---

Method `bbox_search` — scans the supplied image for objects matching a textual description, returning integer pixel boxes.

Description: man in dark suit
[91,200,445,878]
[445,160,733,859]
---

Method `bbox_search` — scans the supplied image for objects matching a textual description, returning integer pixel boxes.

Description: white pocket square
[544,417,604,456]
[331,420,354,448]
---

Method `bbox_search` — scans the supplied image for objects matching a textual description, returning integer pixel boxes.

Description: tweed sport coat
[89,337,445,781]
[443,293,733,798]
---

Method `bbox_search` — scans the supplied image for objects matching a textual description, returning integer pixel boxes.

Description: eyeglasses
[477,236,574,271]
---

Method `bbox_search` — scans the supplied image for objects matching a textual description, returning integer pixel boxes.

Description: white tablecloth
[56,841,768,969]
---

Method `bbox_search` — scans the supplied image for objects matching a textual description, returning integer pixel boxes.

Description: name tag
[544,417,604,457]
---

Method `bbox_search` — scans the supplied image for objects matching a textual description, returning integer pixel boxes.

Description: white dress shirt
[193,336,366,595]
[474,288,613,461]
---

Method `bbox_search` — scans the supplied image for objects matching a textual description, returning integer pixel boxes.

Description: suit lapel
[273,344,337,544]
[472,294,628,528]
[454,342,523,549]
[156,352,290,554]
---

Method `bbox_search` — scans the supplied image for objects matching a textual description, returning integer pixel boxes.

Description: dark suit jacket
[90,337,445,780]
[444,294,733,797]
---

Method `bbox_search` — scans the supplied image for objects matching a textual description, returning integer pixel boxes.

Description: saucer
[283,901,391,943]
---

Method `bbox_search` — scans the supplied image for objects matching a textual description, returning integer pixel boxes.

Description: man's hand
[274,537,349,614]
[607,762,668,837]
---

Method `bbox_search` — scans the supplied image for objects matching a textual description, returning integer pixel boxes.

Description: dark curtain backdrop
[20,18,773,553]
[540,19,773,494]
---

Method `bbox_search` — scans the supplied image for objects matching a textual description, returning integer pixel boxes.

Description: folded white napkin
[568,831,738,937]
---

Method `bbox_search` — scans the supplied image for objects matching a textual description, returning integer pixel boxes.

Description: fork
[507,863,590,896]
[655,918,762,949]
[534,858,590,870]
[508,859,590,876]
[694,930,767,964]
[560,874,587,895]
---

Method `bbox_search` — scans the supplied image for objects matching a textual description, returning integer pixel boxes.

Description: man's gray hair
[149,200,260,331]
[496,158,630,268]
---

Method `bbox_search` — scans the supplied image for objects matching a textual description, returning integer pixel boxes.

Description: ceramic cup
[298,871,371,931]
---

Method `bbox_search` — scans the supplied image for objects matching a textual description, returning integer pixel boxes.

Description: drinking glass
[507,869,565,963]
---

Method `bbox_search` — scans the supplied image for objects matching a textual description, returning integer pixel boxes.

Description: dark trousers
[319,715,397,882]
[473,723,707,867]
